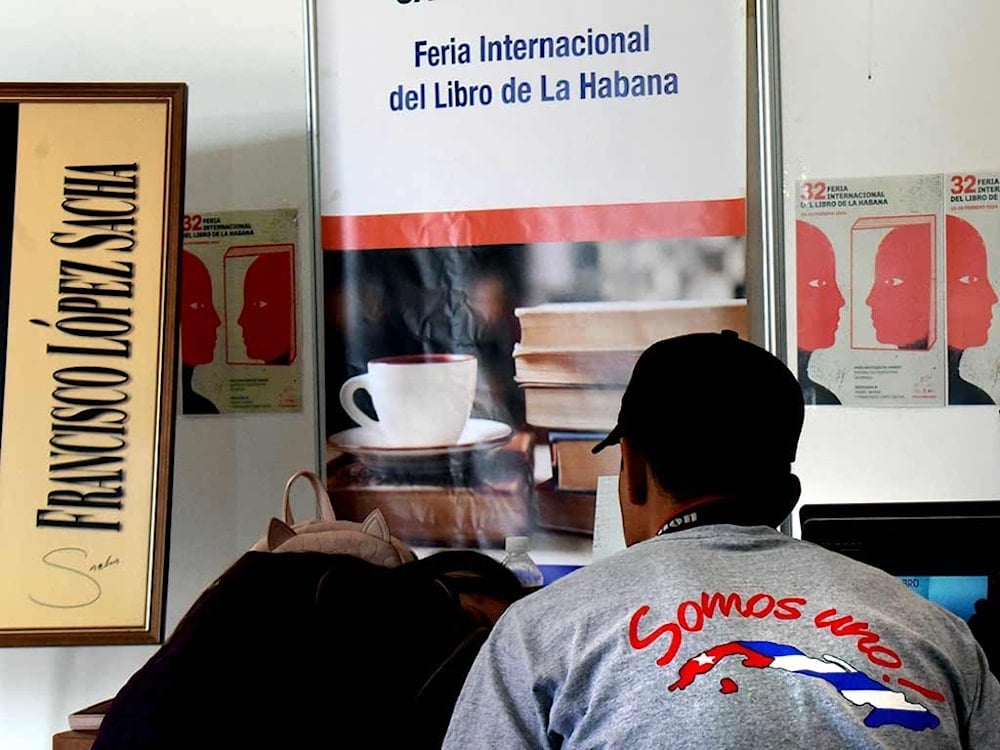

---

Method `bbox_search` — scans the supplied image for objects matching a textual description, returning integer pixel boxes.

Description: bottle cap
[505,535,530,554]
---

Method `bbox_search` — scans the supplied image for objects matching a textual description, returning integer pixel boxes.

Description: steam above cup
[338,354,478,448]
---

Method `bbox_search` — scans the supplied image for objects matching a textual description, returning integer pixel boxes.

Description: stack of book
[53,697,113,750]
[67,698,113,732]
[514,299,748,534]
[535,432,620,534]
[325,431,533,549]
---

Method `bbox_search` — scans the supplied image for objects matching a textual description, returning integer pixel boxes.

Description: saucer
[327,418,513,463]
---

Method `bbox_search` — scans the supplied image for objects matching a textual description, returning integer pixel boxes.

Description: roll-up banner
[315,1,747,555]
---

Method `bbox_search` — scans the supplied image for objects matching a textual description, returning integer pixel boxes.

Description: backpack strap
[405,552,528,746]
[282,470,336,525]
[412,550,527,601]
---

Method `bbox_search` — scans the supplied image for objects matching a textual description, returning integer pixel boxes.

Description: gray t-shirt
[444,525,1000,748]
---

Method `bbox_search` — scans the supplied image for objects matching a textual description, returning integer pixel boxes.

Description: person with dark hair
[946,214,998,405]
[444,330,1000,748]
[238,250,295,365]
[865,223,934,350]
[180,250,222,414]
[796,219,844,404]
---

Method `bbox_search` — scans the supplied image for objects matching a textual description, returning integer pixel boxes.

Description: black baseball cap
[592,330,805,500]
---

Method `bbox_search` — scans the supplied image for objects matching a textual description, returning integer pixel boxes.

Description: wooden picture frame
[0,82,187,645]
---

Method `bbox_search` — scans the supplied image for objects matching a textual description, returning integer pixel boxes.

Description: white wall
[779,1,1000,530]
[0,2,319,748]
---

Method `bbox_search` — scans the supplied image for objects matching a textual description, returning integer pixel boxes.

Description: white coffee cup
[338,354,477,448]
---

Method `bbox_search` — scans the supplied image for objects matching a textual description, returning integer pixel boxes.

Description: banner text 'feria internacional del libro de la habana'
[317,0,747,250]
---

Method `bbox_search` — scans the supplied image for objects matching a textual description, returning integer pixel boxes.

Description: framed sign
[0,83,187,645]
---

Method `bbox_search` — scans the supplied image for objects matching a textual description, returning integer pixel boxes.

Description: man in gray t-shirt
[444,331,1000,749]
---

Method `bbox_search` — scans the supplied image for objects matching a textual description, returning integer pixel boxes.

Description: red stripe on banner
[321,198,746,251]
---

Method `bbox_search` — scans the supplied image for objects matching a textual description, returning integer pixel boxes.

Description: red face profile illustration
[796,220,845,351]
[181,250,222,366]
[947,214,998,350]
[238,251,294,365]
[865,223,933,349]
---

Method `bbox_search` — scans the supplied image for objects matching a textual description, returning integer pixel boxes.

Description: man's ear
[620,438,648,507]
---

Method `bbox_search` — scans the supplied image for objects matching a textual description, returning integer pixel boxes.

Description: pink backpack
[249,469,416,567]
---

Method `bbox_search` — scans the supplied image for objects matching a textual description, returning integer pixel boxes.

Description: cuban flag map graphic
[668,640,940,732]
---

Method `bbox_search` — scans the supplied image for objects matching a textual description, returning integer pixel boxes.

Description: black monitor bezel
[798,500,1000,581]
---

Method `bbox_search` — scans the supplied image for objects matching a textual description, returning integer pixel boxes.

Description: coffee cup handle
[339,374,381,432]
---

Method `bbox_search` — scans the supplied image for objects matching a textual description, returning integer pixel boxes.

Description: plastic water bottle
[502,535,544,591]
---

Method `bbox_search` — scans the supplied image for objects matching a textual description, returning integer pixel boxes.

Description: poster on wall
[794,172,1000,407]
[181,208,301,414]
[315,0,748,554]
[0,83,186,646]
[795,174,944,406]
[943,172,1000,405]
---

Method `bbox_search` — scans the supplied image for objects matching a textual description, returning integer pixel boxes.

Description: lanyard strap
[655,497,759,536]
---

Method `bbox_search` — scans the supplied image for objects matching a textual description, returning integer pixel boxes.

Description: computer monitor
[798,500,998,638]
